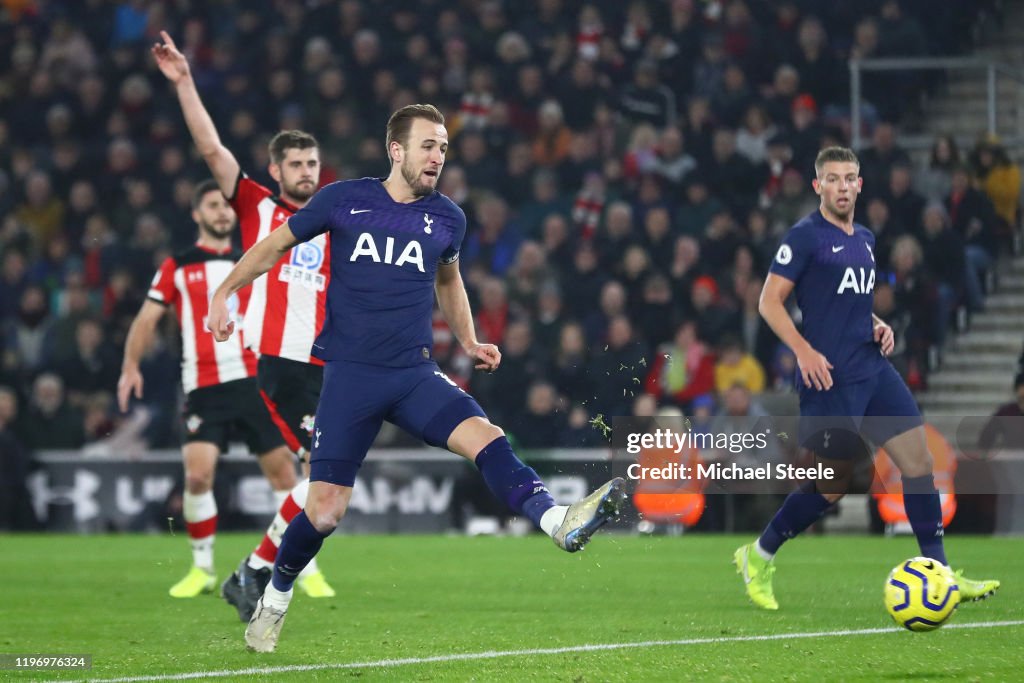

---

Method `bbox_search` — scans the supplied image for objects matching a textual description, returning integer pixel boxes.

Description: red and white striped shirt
[148,244,258,393]
[230,174,328,365]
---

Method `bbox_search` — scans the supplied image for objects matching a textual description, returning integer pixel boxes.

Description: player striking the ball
[208,104,626,652]
[734,146,1000,610]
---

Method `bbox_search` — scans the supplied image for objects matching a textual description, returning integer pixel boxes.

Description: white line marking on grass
[52,620,1024,683]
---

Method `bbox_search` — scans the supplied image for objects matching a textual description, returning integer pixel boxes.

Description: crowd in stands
[0,0,1017,456]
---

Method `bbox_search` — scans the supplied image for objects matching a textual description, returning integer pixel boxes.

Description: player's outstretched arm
[117,300,166,412]
[208,223,299,342]
[435,262,500,371]
[151,30,240,196]
[759,273,833,391]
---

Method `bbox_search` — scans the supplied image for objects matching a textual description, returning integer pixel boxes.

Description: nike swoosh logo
[832,246,844,253]
[350,208,372,214]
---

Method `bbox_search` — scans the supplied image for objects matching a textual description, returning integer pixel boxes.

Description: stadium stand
[0,0,1014,462]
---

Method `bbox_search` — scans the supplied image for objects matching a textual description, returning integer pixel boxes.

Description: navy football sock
[758,482,832,555]
[902,474,948,565]
[475,436,555,528]
[271,511,331,592]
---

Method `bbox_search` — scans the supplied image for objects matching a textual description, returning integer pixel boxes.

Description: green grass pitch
[1,533,1020,681]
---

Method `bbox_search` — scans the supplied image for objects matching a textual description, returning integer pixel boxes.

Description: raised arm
[117,300,167,412]
[759,273,833,390]
[152,30,240,196]
[435,261,500,371]
[208,223,299,341]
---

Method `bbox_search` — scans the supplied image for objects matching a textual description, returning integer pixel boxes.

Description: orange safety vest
[632,445,706,527]
[871,423,957,526]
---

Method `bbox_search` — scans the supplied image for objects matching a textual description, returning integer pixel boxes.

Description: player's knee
[447,416,504,459]
[184,471,213,494]
[821,491,845,504]
[259,446,298,484]
[482,422,504,442]
[305,485,349,533]
[899,454,933,479]
[306,509,341,533]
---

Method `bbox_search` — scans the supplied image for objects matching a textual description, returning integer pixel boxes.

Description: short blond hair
[814,146,860,176]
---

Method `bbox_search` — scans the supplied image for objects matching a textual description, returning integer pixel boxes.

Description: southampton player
[153,30,335,610]
[118,180,297,597]
[733,147,1000,609]
[208,104,627,652]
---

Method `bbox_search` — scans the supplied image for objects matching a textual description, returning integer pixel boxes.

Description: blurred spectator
[0,250,30,321]
[0,386,23,439]
[676,179,724,238]
[3,286,54,383]
[0,386,37,529]
[713,63,755,129]
[620,59,677,129]
[637,272,677,348]
[519,169,572,239]
[714,335,766,395]
[474,276,509,346]
[644,320,716,410]
[970,135,1021,250]
[509,381,565,448]
[735,104,777,165]
[533,282,566,352]
[739,278,779,373]
[622,123,660,181]
[531,99,573,167]
[472,320,545,424]
[585,279,628,343]
[915,133,961,203]
[562,241,607,318]
[558,403,606,447]
[15,170,65,246]
[865,197,905,273]
[883,164,926,236]
[705,128,761,218]
[769,168,817,236]
[687,274,737,346]
[888,235,937,387]
[590,315,649,417]
[20,373,85,451]
[858,122,911,196]
[463,194,521,276]
[793,17,842,113]
[763,64,801,129]
[57,318,120,402]
[977,374,1024,451]
[652,126,698,192]
[786,93,824,173]
[570,171,607,241]
[505,240,554,316]
[457,130,503,191]
[945,165,997,312]
[919,203,966,345]
[551,321,591,404]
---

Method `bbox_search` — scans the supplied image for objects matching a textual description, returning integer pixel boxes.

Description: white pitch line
[50,619,1024,683]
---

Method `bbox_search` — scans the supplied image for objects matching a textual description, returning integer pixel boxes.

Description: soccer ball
[884,557,960,631]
